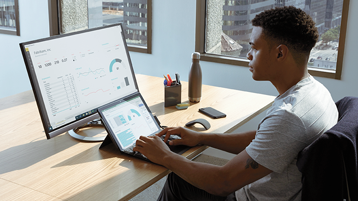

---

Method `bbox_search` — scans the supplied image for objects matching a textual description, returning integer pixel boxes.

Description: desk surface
[0,74,274,201]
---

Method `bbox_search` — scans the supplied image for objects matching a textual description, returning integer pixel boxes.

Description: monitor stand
[67,119,106,142]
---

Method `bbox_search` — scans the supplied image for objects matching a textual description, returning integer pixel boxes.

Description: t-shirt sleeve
[246,110,308,173]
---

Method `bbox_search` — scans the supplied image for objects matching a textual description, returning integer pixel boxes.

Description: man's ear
[276,45,288,60]
[277,52,283,58]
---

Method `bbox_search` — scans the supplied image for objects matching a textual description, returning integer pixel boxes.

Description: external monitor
[20,23,138,140]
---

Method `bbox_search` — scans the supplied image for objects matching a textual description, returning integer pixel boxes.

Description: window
[48,0,152,54]
[0,0,19,36]
[196,0,350,79]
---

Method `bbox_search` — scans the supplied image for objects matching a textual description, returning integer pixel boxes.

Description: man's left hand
[133,135,173,165]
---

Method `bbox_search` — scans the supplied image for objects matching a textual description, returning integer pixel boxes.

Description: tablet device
[98,92,191,161]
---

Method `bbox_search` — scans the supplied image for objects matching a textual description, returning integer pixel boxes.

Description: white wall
[129,0,358,103]
[1,1,357,157]
[3,0,356,100]
[128,0,358,159]
[0,0,49,99]
[129,0,358,126]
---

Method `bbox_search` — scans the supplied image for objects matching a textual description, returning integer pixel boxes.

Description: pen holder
[164,82,181,107]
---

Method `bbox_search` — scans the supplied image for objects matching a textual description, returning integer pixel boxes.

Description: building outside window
[199,0,349,79]
[0,0,16,30]
[123,0,148,46]
[50,0,151,53]
[0,0,19,35]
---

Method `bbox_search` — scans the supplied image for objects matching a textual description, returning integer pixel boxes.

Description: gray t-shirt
[236,76,338,201]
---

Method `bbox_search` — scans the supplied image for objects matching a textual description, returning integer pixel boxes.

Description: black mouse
[185,118,211,130]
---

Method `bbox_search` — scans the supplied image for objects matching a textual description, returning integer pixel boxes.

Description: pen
[163,74,168,82]
[167,74,173,86]
[167,74,172,83]
[175,73,181,85]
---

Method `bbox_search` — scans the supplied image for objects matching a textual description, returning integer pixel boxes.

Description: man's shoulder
[264,76,338,143]
[274,76,333,112]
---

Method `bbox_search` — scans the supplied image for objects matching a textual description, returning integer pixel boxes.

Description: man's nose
[247,52,252,60]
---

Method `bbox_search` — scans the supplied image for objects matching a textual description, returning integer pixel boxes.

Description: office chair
[297,96,358,201]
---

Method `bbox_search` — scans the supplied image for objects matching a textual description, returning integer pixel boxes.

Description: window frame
[0,0,20,36]
[195,0,350,80]
[48,0,152,54]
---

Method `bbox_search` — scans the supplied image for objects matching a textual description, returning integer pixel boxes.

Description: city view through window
[102,0,148,47]
[0,0,17,32]
[60,0,148,47]
[205,0,344,71]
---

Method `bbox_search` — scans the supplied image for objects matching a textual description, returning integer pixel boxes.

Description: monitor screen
[20,23,138,139]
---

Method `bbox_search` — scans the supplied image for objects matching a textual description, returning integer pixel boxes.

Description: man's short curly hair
[252,6,319,55]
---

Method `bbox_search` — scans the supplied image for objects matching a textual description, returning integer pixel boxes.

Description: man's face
[247,27,277,81]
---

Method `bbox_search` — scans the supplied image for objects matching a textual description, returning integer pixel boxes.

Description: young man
[133,6,338,201]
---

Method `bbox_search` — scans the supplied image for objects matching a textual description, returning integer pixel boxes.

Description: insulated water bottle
[188,52,202,103]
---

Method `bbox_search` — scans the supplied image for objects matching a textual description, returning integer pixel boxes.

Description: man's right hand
[156,127,202,147]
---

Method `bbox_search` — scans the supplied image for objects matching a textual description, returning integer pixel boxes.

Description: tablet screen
[100,94,160,150]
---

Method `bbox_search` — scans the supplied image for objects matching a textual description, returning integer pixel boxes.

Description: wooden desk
[0,74,274,201]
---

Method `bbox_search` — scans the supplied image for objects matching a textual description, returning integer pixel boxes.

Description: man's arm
[164,149,272,196]
[134,135,272,196]
[159,127,256,154]
[197,130,256,154]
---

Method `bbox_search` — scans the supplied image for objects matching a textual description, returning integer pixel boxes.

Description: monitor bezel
[19,23,139,139]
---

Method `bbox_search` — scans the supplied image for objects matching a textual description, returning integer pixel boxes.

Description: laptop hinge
[152,113,167,129]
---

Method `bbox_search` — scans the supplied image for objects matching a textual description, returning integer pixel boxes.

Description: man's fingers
[164,133,171,142]
[139,135,151,141]
[136,137,148,147]
[133,146,140,152]
[137,135,160,145]
[169,139,184,146]
[164,127,182,141]
[156,127,170,137]
[156,127,179,142]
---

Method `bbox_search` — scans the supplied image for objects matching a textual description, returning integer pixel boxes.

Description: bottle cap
[192,52,200,60]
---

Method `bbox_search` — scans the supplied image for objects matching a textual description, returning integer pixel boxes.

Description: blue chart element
[109,58,122,72]
[119,115,126,123]
[127,109,141,121]
[117,129,136,147]
[131,109,141,117]
[114,115,127,126]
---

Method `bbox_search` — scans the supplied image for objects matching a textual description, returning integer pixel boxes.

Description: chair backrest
[343,156,351,201]
[297,96,358,201]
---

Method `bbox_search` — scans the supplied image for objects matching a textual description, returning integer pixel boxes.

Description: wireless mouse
[185,118,211,130]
